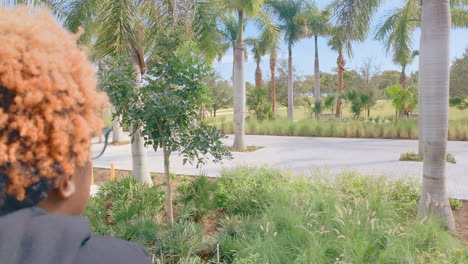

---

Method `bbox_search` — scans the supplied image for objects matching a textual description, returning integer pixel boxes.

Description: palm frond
[94,0,138,58]
[332,0,382,42]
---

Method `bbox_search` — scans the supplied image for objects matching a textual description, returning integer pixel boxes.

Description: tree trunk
[270,51,277,114]
[287,44,294,120]
[129,57,152,186]
[400,65,407,89]
[233,10,246,150]
[417,0,454,232]
[367,108,370,120]
[335,52,345,117]
[214,109,217,117]
[112,111,125,143]
[255,62,263,88]
[314,35,321,102]
[162,142,174,224]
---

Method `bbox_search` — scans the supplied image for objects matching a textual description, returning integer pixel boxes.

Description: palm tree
[269,0,304,120]
[375,0,468,156]
[327,27,351,117]
[330,0,383,117]
[301,2,331,101]
[246,27,277,89]
[204,0,277,150]
[375,0,419,89]
[218,15,242,80]
[417,0,455,232]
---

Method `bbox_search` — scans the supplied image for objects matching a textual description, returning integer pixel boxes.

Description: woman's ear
[55,174,76,199]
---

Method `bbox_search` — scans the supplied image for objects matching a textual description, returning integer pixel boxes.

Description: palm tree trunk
[255,61,263,88]
[233,9,246,150]
[270,51,277,114]
[287,44,294,120]
[335,51,345,117]
[417,0,454,232]
[129,58,152,186]
[314,35,321,102]
[400,64,407,89]
[162,142,174,224]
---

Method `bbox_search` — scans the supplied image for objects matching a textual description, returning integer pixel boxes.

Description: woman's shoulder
[75,235,152,264]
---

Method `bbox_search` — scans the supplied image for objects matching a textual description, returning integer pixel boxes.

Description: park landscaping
[86,166,468,263]
[211,100,468,140]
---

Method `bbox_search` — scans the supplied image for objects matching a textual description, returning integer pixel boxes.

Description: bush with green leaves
[342,90,376,119]
[323,95,336,114]
[385,84,418,121]
[305,98,323,119]
[247,88,274,120]
[449,97,468,110]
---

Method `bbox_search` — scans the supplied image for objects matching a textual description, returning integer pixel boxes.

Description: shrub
[176,176,218,222]
[152,222,204,264]
[450,198,463,211]
[446,153,457,164]
[400,152,423,161]
[400,152,457,163]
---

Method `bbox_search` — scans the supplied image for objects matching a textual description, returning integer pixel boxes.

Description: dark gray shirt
[0,207,152,264]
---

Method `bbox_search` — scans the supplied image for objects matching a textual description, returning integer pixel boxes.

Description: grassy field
[85,166,468,263]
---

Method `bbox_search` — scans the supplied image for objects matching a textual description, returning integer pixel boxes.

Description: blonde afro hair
[0,7,107,204]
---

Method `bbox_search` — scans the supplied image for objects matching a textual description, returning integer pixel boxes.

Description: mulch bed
[454,200,468,244]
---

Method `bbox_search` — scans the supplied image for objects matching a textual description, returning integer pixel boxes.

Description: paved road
[92,134,468,199]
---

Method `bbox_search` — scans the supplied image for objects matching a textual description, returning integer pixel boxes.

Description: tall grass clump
[210,168,466,263]
[215,118,468,140]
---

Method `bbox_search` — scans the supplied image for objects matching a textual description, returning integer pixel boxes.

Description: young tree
[204,76,233,117]
[417,0,455,231]
[385,84,417,122]
[450,49,468,99]
[359,57,381,91]
[103,45,231,224]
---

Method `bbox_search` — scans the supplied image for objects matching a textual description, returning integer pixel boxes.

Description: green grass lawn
[85,166,468,263]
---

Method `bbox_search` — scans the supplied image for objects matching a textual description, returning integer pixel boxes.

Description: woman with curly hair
[0,7,151,264]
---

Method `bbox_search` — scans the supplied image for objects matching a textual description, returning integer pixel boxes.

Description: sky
[213,0,468,83]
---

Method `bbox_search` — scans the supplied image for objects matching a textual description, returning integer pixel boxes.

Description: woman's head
[0,7,107,215]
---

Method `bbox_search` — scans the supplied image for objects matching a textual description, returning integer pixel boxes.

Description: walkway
[92,134,468,199]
